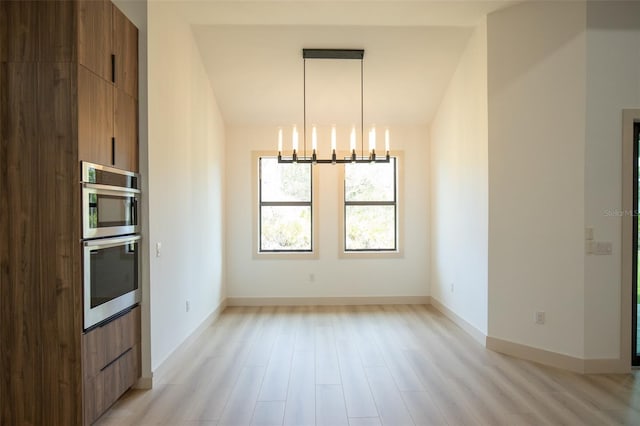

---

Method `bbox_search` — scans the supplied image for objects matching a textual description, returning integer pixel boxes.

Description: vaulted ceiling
[175,1,519,126]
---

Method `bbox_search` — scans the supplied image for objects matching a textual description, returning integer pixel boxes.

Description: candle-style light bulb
[292,126,298,152]
[369,127,376,152]
[385,128,390,153]
[312,126,317,151]
[350,127,356,151]
[278,128,283,153]
[331,126,337,152]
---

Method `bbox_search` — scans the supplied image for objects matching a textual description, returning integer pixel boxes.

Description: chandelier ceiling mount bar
[278,48,390,164]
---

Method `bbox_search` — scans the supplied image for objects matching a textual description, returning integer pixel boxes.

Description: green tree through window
[344,158,397,251]
[259,157,312,252]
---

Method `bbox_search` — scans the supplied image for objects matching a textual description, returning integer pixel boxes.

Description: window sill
[254,251,319,260]
[338,250,403,259]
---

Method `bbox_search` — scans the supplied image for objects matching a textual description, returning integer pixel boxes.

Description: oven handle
[84,235,141,249]
[82,182,141,194]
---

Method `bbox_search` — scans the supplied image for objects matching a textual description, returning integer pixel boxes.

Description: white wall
[430,19,488,335]
[487,1,587,357]
[225,126,429,299]
[148,2,226,370]
[584,1,640,359]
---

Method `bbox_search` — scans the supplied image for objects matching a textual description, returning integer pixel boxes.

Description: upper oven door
[82,185,139,239]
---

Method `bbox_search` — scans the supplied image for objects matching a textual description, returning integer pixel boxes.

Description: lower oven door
[84,235,141,330]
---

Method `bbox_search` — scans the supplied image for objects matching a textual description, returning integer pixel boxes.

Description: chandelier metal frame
[278,48,390,164]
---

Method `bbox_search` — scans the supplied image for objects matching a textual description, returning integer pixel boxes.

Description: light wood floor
[97,305,640,425]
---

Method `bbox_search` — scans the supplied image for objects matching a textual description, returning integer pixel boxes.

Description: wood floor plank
[400,391,447,426]
[283,350,315,426]
[316,384,348,426]
[348,417,382,426]
[335,336,379,418]
[315,325,341,385]
[218,366,266,426]
[258,331,295,401]
[369,308,425,392]
[96,305,640,426]
[251,401,285,426]
[364,366,415,426]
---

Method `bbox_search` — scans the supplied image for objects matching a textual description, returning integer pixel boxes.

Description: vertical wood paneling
[37,61,82,425]
[38,0,76,62]
[2,62,41,425]
[1,1,75,63]
[3,2,39,62]
[0,61,7,426]
[0,3,7,62]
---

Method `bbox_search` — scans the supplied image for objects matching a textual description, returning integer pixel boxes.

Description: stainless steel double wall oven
[81,162,141,329]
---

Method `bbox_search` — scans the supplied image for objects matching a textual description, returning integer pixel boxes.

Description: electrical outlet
[156,242,162,257]
[186,300,191,312]
[309,273,315,283]
[535,311,545,325]
[450,283,454,292]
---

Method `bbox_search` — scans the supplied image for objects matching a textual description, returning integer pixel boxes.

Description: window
[259,157,313,252]
[344,157,398,251]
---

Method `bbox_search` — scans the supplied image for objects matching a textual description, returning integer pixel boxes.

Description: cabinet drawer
[102,345,139,410]
[84,345,140,425]
[102,306,139,363]
[82,306,140,377]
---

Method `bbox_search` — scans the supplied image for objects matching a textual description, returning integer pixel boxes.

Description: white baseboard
[430,299,629,374]
[486,336,630,374]
[134,376,153,390]
[486,336,584,373]
[429,297,487,346]
[226,295,430,306]
[583,357,630,374]
[151,297,228,386]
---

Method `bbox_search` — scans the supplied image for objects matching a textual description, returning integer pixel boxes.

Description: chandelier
[277,49,390,164]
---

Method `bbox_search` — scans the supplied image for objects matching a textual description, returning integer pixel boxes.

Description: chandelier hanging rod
[277,48,390,164]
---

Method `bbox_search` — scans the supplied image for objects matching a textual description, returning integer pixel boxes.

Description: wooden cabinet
[1,1,140,425]
[78,0,112,81]
[78,66,138,172]
[78,66,114,168]
[83,306,141,425]
[114,89,139,172]
[77,0,138,172]
[78,74,139,172]
[113,6,138,99]
[77,0,137,98]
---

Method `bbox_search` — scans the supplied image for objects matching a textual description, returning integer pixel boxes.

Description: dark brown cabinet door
[114,89,138,172]
[112,6,138,99]
[77,0,112,82]
[82,306,140,425]
[78,66,113,167]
